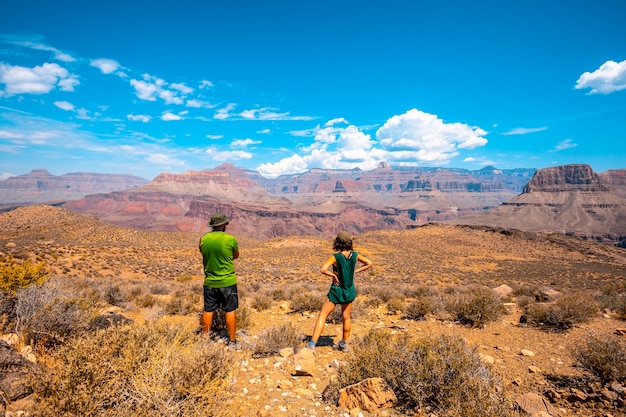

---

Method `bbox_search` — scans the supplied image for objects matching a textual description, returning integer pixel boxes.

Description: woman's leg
[340,302,353,342]
[310,298,336,343]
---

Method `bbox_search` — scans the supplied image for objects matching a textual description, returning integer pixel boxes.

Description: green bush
[522,292,598,330]
[323,329,514,416]
[34,323,236,417]
[572,334,626,383]
[0,255,48,295]
[445,285,505,328]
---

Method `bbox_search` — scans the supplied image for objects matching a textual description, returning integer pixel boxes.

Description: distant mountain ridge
[0,169,147,205]
[60,162,536,239]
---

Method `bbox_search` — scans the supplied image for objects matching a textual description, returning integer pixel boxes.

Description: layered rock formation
[0,169,147,205]
[60,162,536,239]
[448,164,626,247]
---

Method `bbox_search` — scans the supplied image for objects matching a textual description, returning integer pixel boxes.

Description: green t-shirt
[199,231,238,288]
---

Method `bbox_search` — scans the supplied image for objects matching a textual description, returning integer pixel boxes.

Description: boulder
[292,348,316,377]
[338,377,397,413]
[515,392,559,416]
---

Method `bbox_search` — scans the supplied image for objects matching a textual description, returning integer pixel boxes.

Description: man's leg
[201,311,214,334]
[225,310,237,342]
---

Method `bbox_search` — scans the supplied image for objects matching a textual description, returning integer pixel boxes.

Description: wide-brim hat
[208,213,230,227]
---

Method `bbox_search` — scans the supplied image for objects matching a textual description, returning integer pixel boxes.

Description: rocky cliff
[58,162,536,239]
[447,164,626,247]
[0,169,147,204]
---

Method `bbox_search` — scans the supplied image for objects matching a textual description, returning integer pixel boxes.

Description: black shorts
[203,284,238,313]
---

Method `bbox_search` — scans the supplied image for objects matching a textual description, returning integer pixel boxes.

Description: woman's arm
[320,255,339,285]
[355,254,373,274]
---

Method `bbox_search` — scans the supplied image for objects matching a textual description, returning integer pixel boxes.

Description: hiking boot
[333,340,350,352]
[227,340,241,351]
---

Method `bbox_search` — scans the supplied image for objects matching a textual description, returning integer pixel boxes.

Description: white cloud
[257,128,271,134]
[0,62,79,95]
[200,80,214,89]
[232,138,260,148]
[206,134,223,140]
[127,114,151,122]
[549,138,577,152]
[90,58,121,74]
[0,172,16,181]
[130,74,192,105]
[205,147,253,161]
[161,112,183,121]
[239,107,313,121]
[54,101,75,111]
[376,108,487,158]
[214,103,236,120]
[501,126,548,135]
[6,39,76,62]
[146,153,186,166]
[576,60,626,94]
[186,99,214,108]
[257,109,489,178]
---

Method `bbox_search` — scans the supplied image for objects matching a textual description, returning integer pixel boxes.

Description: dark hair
[333,237,353,252]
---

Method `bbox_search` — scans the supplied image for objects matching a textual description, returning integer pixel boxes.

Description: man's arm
[233,249,240,260]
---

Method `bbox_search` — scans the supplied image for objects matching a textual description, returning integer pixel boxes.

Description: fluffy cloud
[90,58,126,77]
[130,74,193,104]
[576,60,626,94]
[549,138,577,152]
[256,109,489,178]
[502,126,548,135]
[127,114,151,122]
[54,101,75,111]
[231,138,260,148]
[0,63,79,95]
[205,147,252,161]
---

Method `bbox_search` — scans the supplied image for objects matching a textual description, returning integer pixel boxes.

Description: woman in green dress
[306,231,373,352]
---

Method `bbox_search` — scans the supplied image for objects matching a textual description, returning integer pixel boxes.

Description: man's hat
[209,213,230,227]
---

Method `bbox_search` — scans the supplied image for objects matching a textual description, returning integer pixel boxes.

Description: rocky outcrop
[0,169,147,204]
[523,164,609,193]
[448,164,626,246]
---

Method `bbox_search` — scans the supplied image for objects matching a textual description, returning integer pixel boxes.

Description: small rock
[478,353,495,364]
[339,378,397,413]
[601,388,618,402]
[528,365,541,373]
[520,349,535,357]
[279,347,294,358]
[614,328,626,336]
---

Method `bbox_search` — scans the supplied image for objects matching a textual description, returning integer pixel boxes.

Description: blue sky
[0,0,625,180]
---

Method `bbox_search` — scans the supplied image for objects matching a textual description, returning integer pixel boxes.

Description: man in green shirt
[199,213,239,346]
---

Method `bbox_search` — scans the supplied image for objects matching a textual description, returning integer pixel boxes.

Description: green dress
[327,251,358,304]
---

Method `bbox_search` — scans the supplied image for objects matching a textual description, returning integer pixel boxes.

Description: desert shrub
[445,285,505,328]
[269,287,287,301]
[290,291,325,313]
[594,281,626,317]
[0,255,49,295]
[253,322,303,358]
[23,296,93,348]
[209,303,253,333]
[149,283,171,295]
[572,334,626,383]
[386,297,405,314]
[252,292,274,311]
[134,293,157,308]
[323,329,514,416]
[405,296,436,320]
[102,283,125,306]
[14,277,64,335]
[515,295,536,309]
[361,285,404,303]
[33,323,236,417]
[165,289,198,315]
[522,292,598,330]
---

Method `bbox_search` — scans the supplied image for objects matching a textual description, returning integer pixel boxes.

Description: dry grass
[2,206,626,416]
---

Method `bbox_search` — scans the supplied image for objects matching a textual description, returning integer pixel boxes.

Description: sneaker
[333,340,350,352]
[306,340,316,352]
[227,340,241,350]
